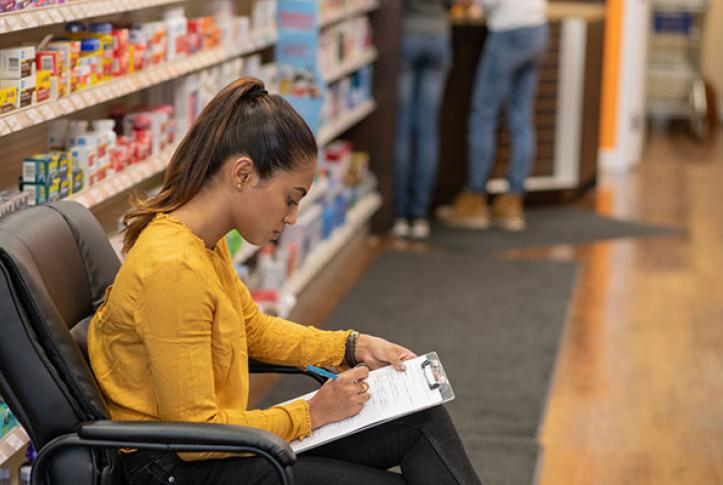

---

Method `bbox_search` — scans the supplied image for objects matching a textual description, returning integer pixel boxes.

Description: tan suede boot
[491,193,526,231]
[436,191,490,229]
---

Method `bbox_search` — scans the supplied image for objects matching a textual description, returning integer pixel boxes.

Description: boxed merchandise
[35,69,58,103]
[0,87,16,113]
[0,190,30,218]
[23,153,59,185]
[0,76,35,108]
[0,46,36,79]
[89,23,114,81]
[47,40,81,93]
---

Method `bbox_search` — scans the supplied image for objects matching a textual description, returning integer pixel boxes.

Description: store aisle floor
[252,128,723,484]
[536,128,723,484]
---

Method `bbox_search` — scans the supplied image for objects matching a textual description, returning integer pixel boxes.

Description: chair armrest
[248,358,326,385]
[78,420,295,466]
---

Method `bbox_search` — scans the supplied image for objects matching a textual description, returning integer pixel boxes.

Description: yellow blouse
[88,213,350,459]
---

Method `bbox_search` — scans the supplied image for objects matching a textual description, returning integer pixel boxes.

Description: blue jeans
[467,24,549,195]
[395,33,451,219]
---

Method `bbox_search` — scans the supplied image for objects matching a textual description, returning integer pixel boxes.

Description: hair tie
[245,88,268,99]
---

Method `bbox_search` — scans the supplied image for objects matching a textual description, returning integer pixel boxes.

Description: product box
[35,69,58,103]
[36,51,61,75]
[0,86,17,113]
[23,181,49,206]
[0,75,36,108]
[72,167,84,194]
[47,40,81,93]
[0,46,36,79]
[0,190,30,218]
[23,153,59,185]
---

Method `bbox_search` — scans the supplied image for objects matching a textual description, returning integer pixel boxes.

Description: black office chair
[0,201,325,485]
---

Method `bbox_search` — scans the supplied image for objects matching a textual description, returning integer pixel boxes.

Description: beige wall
[703,0,723,118]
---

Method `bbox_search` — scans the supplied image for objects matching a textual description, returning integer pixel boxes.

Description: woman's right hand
[307,366,370,429]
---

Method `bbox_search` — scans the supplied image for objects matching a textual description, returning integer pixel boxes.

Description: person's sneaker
[390,218,410,238]
[491,193,526,231]
[436,191,490,229]
[410,219,430,239]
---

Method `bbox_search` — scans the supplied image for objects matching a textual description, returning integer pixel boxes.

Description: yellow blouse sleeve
[234,276,351,368]
[136,260,313,458]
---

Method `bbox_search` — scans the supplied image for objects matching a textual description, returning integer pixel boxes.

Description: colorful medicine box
[0,76,35,108]
[23,153,60,185]
[0,46,36,79]
[0,86,16,113]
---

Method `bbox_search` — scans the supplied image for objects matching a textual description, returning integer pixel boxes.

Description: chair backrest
[0,201,121,484]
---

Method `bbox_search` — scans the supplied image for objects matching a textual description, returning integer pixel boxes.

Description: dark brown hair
[122,77,317,253]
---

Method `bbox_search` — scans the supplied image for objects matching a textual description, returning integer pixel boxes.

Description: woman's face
[230,157,316,246]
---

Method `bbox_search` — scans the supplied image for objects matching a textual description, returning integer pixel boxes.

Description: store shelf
[319,0,380,28]
[0,426,29,466]
[282,191,381,297]
[318,99,376,147]
[68,141,179,208]
[323,48,378,84]
[234,178,331,265]
[0,29,277,139]
[0,0,183,35]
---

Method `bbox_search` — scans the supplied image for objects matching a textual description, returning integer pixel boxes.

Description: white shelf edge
[319,0,380,29]
[0,425,29,466]
[0,0,184,35]
[323,48,378,84]
[282,191,381,297]
[318,99,376,147]
[0,30,277,139]
[68,141,179,208]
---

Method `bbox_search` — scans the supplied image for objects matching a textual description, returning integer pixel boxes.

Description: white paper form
[286,354,445,452]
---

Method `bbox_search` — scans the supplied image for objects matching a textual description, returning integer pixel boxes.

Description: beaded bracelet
[344,330,360,367]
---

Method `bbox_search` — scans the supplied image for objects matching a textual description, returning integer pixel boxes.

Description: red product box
[36,51,61,75]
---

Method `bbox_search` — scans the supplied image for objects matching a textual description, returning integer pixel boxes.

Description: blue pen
[306,365,338,380]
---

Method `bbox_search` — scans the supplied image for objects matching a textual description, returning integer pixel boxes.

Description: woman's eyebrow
[294,187,308,196]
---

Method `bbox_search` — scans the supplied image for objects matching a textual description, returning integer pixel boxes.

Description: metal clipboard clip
[420,352,455,402]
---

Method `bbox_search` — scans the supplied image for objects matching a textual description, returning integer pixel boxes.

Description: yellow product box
[0,76,35,109]
[0,86,17,113]
[35,70,59,103]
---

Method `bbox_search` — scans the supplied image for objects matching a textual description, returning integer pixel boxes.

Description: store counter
[436,2,606,204]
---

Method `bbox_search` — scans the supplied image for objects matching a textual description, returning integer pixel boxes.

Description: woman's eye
[287,197,298,207]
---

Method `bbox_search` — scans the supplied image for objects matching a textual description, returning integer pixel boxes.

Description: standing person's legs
[505,25,549,195]
[298,406,482,485]
[394,35,422,221]
[467,32,511,194]
[409,35,450,221]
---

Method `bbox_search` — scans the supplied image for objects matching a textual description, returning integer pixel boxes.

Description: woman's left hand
[355,334,417,371]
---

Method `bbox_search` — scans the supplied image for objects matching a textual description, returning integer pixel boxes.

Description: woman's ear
[229,156,258,190]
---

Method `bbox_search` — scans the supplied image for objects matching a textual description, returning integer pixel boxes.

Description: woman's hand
[355,334,417,371]
[307,366,370,429]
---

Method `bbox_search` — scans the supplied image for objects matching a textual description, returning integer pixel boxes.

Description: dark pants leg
[123,406,481,485]
[298,405,481,485]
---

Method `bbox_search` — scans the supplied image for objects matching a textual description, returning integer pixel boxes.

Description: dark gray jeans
[123,406,482,485]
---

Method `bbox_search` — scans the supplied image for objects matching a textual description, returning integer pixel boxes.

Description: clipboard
[282,352,454,453]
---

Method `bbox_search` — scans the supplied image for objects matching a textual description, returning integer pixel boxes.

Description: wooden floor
[536,128,723,485]
[256,127,723,484]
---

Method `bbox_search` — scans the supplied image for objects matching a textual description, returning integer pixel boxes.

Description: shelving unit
[323,48,378,84]
[68,142,179,208]
[0,0,184,35]
[0,30,277,138]
[318,99,376,147]
[282,191,381,297]
[0,426,29,466]
[319,0,380,29]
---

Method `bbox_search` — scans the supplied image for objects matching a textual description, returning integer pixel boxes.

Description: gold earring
[236,183,242,190]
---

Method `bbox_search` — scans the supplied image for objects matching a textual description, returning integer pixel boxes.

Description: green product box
[22,152,60,185]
